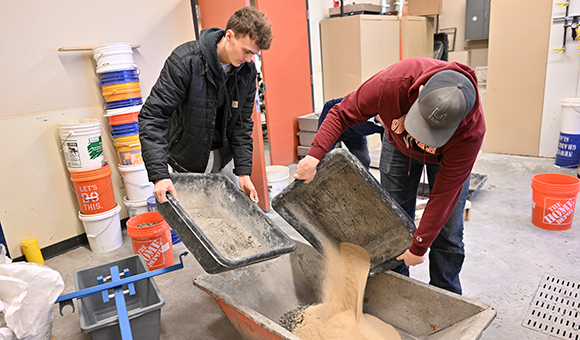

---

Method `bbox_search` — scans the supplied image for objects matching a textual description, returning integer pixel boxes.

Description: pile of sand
[293,242,401,340]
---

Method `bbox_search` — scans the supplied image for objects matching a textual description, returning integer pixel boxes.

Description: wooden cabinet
[401,16,434,59]
[320,14,434,102]
[320,15,400,102]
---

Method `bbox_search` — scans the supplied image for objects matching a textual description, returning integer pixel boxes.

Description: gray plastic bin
[156,173,296,274]
[272,148,416,274]
[73,254,165,340]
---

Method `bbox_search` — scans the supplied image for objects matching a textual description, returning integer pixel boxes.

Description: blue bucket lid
[105,97,143,110]
[111,126,139,138]
[111,123,139,137]
[171,229,182,245]
[111,121,138,130]
[99,69,138,79]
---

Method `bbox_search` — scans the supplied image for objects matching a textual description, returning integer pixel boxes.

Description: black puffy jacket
[139,28,257,183]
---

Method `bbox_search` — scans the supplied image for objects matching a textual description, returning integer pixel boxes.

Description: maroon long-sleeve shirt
[308,57,486,256]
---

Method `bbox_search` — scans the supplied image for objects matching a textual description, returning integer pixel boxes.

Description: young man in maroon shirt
[295,57,485,294]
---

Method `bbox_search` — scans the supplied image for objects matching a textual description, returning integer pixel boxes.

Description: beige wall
[0,0,195,257]
[483,0,553,155]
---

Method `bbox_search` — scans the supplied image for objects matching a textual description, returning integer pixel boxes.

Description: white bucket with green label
[58,119,104,172]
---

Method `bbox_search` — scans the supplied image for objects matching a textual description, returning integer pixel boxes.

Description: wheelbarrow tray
[272,148,416,274]
[193,241,496,340]
[156,173,296,274]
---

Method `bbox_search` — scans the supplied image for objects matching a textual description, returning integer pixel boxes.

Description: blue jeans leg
[379,138,424,277]
[343,137,371,169]
[379,136,469,294]
[427,173,469,295]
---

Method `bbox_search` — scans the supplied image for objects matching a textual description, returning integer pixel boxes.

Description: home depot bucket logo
[137,238,170,268]
[543,197,576,225]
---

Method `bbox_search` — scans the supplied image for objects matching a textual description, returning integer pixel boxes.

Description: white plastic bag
[0,244,64,340]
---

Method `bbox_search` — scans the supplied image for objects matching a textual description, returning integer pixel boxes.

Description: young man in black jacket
[139,6,272,203]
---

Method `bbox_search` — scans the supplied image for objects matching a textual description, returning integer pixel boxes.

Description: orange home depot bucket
[531,173,580,230]
[126,212,174,270]
[70,163,116,215]
[108,111,139,125]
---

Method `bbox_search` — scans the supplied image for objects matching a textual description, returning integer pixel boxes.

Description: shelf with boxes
[296,113,320,158]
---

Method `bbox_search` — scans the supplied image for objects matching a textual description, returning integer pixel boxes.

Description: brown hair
[226,6,273,50]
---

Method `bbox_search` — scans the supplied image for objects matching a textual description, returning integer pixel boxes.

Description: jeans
[379,137,469,295]
[319,98,384,169]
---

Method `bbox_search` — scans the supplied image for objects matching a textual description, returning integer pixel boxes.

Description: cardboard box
[407,0,442,16]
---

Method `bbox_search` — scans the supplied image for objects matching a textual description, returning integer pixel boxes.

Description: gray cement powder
[179,203,268,259]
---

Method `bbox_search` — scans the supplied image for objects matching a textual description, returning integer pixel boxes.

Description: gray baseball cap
[405,70,476,148]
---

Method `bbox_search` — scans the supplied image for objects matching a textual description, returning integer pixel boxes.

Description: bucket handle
[69,176,112,201]
[59,131,74,152]
[100,90,119,111]
[110,133,140,147]
[94,52,104,65]
[95,64,141,78]
[120,172,153,188]
[85,213,117,239]
[104,89,118,102]
[103,103,141,117]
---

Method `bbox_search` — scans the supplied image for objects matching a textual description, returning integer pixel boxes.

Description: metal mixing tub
[194,242,496,340]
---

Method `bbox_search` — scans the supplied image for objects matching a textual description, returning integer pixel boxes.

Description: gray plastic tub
[73,254,165,340]
[194,242,496,340]
[272,148,416,274]
[156,173,296,274]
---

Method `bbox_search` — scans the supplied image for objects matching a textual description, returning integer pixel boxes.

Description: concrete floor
[47,152,580,340]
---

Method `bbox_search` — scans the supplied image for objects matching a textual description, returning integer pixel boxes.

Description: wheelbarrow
[194,241,497,340]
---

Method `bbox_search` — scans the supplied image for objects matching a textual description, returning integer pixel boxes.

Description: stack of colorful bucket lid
[93,43,153,218]
[57,119,123,253]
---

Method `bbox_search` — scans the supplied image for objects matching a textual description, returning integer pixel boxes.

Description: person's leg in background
[425,165,469,295]
[345,120,385,169]
[320,97,384,169]
[341,136,370,168]
[379,136,423,276]
[205,148,239,186]
[318,97,346,153]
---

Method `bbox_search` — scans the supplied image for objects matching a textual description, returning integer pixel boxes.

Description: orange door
[197,0,247,28]
[256,0,313,166]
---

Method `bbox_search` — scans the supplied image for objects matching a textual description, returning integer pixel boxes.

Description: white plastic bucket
[93,43,134,68]
[266,166,290,201]
[104,104,142,117]
[118,163,153,200]
[123,196,149,218]
[78,203,123,253]
[96,63,138,75]
[556,98,580,168]
[58,119,104,172]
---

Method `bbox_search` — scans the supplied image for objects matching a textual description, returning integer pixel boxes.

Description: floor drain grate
[522,274,580,339]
